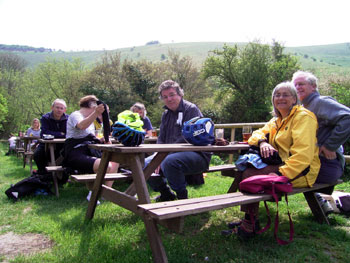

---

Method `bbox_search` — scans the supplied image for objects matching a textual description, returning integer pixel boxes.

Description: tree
[0,92,8,131]
[202,41,300,123]
[165,50,210,106]
[80,52,133,121]
[21,58,86,116]
[123,61,159,104]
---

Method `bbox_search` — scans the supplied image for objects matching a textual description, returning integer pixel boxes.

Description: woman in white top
[64,95,119,201]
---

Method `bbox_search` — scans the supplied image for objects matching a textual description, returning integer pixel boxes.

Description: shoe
[222,218,258,238]
[155,187,177,202]
[228,219,260,232]
[155,192,177,202]
[176,189,188,200]
[86,191,100,205]
[315,193,334,215]
[221,226,256,239]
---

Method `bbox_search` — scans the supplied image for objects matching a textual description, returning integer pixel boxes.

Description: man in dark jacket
[34,99,69,174]
[293,71,350,183]
[147,80,212,201]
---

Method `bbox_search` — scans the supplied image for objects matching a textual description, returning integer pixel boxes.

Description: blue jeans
[146,152,209,193]
[316,155,343,183]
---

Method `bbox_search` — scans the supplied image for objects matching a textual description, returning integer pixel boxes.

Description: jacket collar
[302,91,320,107]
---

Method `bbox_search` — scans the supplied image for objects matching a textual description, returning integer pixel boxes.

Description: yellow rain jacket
[248,105,320,188]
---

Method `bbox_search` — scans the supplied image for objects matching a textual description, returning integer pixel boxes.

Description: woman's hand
[94,104,105,115]
[259,142,277,158]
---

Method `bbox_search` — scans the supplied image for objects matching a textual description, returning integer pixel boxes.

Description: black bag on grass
[5,175,53,201]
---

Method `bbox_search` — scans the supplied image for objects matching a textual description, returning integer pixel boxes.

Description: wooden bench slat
[71,173,131,183]
[142,194,272,220]
[138,181,341,221]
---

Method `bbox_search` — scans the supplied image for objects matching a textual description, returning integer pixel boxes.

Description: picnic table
[38,138,66,196]
[85,143,248,262]
[22,136,40,174]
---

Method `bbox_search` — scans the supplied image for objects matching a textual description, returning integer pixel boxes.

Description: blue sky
[0,0,349,51]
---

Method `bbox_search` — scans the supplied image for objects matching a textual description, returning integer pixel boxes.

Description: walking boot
[176,189,188,200]
[155,186,176,202]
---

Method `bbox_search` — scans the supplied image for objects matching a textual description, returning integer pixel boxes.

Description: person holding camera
[64,95,119,203]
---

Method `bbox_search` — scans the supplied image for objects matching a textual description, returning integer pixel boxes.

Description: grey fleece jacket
[302,91,350,168]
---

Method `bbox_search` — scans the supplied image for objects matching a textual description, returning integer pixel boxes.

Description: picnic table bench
[138,179,341,262]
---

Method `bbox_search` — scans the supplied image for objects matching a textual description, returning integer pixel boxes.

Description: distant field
[2,42,350,74]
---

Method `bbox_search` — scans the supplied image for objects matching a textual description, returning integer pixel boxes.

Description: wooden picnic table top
[89,142,249,154]
[38,138,66,144]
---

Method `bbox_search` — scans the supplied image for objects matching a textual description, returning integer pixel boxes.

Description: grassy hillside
[2,42,350,73]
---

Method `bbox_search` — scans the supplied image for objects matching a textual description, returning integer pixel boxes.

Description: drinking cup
[215,129,224,139]
[242,126,252,142]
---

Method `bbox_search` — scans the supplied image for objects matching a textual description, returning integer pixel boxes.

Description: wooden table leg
[86,151,111,220]
[47,144,60,197]
[143,216,168,263]
[125,152,168,196]
[227,171,242,193]
[128,154,151,204]
[304,191,330,225]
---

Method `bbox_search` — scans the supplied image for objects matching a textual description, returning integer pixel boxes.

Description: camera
[315,193,334,215]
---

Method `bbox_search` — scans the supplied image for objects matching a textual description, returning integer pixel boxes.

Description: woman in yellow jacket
[228,81,320,239]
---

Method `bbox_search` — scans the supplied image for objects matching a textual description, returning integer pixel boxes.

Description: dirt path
[0,229,53,260]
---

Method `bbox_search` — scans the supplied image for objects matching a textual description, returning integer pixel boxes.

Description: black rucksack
[5,175,53,201]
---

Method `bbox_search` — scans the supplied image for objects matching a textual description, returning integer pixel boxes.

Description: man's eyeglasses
[160,93,177,100]
[274,93,292,98]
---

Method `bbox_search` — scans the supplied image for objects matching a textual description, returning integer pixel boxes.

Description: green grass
[1,142,350,262]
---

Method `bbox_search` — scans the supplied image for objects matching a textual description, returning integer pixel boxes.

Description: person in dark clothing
[33,99,68,174]
[146,80,212,201]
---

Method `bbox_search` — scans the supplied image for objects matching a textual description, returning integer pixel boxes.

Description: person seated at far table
[34,99,68,174]
[222,81,320,239]
[64,95,119,203]
[130,102,153,137]
[5,133,17,156]
[26,118,41,150]
[146,80,212,201]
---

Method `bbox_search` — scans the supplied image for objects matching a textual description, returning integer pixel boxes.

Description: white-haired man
[34,99,69,174]
[292,71,350,183]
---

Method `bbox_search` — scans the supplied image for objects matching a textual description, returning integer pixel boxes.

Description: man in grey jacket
[292,71,350,183]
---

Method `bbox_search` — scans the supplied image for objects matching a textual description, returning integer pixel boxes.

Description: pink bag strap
[256,183,294,245]
[274,193,294,245]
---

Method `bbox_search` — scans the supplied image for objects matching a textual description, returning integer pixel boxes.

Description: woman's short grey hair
[271,81,300,118]
[158,80,184,98]
[292,70,318,90]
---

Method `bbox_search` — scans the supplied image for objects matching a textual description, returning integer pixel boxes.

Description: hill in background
[1,42,350,74]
